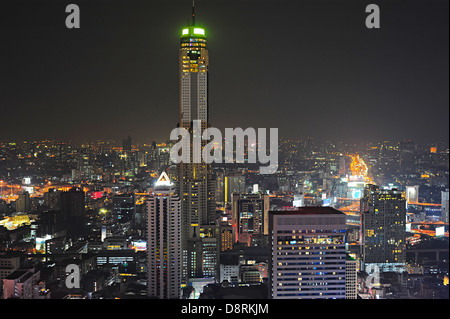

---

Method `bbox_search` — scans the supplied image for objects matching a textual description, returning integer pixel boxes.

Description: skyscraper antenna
[192,0,195,25]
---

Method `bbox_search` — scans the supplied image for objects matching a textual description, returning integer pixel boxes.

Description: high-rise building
[269,207,347,299]
[15,191,31,213]
[112,193,135,224]
[147,172,181,299]
[177,5,216,282]
[399,139,416,173]
[123,136,132,152]
[60,187,85,237]
[345,255,358,299]
[43,188,60,210]
[219,222,233,252]
[232,193,269,246]
[361,184,406,272]
[225,173,246,205]
[214,168,226,204]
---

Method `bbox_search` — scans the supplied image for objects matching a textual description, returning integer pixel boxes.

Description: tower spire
[192,0,195,25]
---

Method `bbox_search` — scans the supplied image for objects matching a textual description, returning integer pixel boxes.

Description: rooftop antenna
[192,0,195,25]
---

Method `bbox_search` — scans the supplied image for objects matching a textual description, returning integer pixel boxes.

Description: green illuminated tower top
[179,0,208,127]
[180,1,206,39]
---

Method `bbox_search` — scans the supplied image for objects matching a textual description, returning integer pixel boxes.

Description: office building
[232,193,269,246]
[123,136,132,152]
[147,172,181,299]
[2,267,49,299]
[60,187,85,237]
[112,193,135,224]
[361,184,406,272]
[15,191,31,213]
[269,207,347,299]
[226,173,246,204]
[345,255,358,299]
[219,222,233,252]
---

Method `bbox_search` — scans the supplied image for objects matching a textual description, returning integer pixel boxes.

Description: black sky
[1,0,448,144]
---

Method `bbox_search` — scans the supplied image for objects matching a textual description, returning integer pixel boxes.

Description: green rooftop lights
[193,28,205,35]
[181,26,206,37]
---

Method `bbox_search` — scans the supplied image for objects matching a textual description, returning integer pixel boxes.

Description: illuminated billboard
[131,240,147,251]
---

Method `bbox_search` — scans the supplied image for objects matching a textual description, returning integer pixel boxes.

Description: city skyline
[0,0,448,303]
[1,0,448,144]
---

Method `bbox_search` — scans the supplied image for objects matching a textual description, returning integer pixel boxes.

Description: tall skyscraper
[269,207,347,299]
[147,172,181,299]
[361,184,406,272]
[177,4,216,282]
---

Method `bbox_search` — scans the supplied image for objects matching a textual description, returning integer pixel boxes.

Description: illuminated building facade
[361,184,406,272]
[147,172,181,299]
[232,193,270,246]
[345,255,357,299]
[219,223,233,252]
[269,207,347,299]
[177,6,216,282]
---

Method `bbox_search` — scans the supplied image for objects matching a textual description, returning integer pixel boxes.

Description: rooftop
[270,206,345,216]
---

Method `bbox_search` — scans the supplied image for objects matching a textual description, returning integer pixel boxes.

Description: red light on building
[90,191,103,199]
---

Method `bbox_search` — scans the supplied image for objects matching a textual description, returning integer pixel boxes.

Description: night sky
[1,0,448,144]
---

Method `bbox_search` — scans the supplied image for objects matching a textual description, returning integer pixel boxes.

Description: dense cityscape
[0,136,448,299]
[1,0,448,306]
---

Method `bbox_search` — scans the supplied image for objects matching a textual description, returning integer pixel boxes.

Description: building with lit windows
[2,267,49,299]
[219,222,233,252]
[0,251,24,297]
[345,255,358,299]
[232,193,270,246]
[147,172,181,299]
[269,207,347,299]
[361,184,406,272]
[177,5,216,283]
